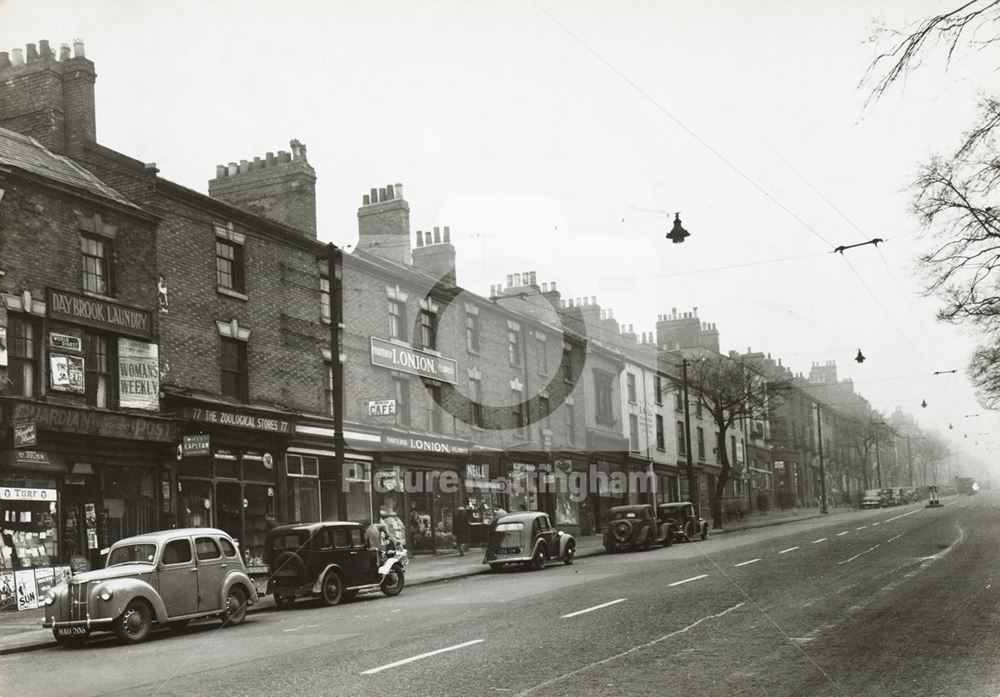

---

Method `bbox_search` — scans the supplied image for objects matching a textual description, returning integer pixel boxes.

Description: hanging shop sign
[0,486,57,502]
[12,403,176,442]
[13,422,37,448]
[49,333,82,352]
[49,354,85,393]
[214,449,238,461]
[181,406,294,434]
[241,450,264,462]
[367,399,397,417]
[182,434,210,457]
[47,288,153,340]
[369,337,457,384]
[117,338,159,411]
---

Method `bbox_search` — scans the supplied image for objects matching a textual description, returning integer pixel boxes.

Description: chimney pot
[693,306,698,315]
[443,226,450,243]
[608,308,614,319]
[394,183,404,199]
[415,230,424,247]
[277,150,291,164]
[215,165,226,178]
[378,187,387,202]
[253,155,262,169]
[25,43,38,63]
[239,159,249,174]
[38,40,51,58]
[266,152,276,166]
[433,227,441,244]
[530,271,537,285]
[369,188,378,204]
[11,48,23,66]
[363,194,371,205]
[0,52,9,69]
[385,183,394,200]
[228,162,238,176]
[551,282,557,291]
[72,39,85,58]
[59,43,70,60]
[560,299,566,308]
[591,296,597,306]
[568,299,574,307]
[514,273,522,287]
[506,274,513,288]
[541,282,548,293]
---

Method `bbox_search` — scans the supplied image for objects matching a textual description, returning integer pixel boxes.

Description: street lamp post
[681,358,699,519]
[815,403,828,514]
[324,243,349,520]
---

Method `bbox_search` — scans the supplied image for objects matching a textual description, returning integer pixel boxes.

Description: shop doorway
[178,479,214,528]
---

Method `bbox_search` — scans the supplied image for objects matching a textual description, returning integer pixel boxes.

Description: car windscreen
[107,543,157,566]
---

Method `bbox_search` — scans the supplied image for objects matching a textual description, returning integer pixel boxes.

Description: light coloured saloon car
[43,528,258,646]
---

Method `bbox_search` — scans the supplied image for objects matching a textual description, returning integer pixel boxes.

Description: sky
[3,0,998,477]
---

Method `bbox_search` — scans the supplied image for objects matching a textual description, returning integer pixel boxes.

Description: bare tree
[841,416,879,490]
[685,354,788,529]
[866,2,1000,409]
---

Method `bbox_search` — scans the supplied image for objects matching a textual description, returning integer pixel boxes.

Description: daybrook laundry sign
[47,288,153,340]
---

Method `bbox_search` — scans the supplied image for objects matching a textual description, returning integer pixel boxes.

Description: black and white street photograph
[2,1,1000,695]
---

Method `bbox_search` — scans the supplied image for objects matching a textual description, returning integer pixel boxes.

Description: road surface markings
[361,639,485,675]
[811,538,827,544]
[514,602,745,696]
[669,574,709,587]
[282,624,318,633]
[778,546,800,554]
[836,531,850,536]
[871,522,880,526]
[887,534,901,543]
[734,558,760,567]
[838,544,879,565]
[855,526,867,530]
[886,510,918,522]
[561,598,626,619]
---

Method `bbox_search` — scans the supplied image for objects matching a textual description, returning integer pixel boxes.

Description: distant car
[881,488,898,506]
[657,502,709,542]
[483,512,575,571]
[43,528,258,646]
[604,504,673,552]
[861,489,886,509]
[266,521,407,607]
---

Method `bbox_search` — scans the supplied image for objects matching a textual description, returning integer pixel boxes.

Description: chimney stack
[411,220,458,287]
[353,181,411,264]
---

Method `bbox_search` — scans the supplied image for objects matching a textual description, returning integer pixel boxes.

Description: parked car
[43,528,258,646]
[881,488,898,506]
[861,489,886,509]
[266,521,407,608]
[656,502,709,542]
[892,487,910,505]
[604,504,673,552]
[483,512,575,571]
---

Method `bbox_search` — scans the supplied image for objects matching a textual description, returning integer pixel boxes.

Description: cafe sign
[47,288,153,340]
[13,422,37,448]
[0,486,57,502]
[182,407,294,434]
[367,399,396,417]
[370,337,457,384]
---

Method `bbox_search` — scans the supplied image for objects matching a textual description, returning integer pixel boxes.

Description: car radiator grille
[69,581,89,622]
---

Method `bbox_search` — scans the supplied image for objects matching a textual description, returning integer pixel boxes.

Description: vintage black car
[483,512,576,571]
[266,521,407,607]
[657,502,709,542]
[604,504,673,552]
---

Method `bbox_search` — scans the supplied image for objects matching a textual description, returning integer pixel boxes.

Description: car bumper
[482,555,533,565]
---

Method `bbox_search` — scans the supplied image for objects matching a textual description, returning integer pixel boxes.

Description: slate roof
[0,127,137,208]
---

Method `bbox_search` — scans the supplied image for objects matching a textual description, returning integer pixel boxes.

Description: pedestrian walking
[453,506,470,556]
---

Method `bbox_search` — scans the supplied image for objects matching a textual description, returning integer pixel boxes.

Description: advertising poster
[49,354,85,393]
[53,565,72,584]
[34,566,55,598]
[118,338,160,411]
[0,571,15,611]
[14,568,38,610]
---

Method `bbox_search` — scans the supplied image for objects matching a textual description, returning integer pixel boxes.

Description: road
[2,495,998,697]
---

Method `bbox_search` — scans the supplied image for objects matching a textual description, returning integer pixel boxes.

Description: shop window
[594,370,615,425]
[389,299,406,341]
[419,309,437,350]
[7,315,40,398]
[627,373,637,403]
[656,415,666,451]
[85,334,115,408]
[81,234,113,296]
[195,537,222,560]
[629,414,640,451]
[469,378,483,428]
[220,337,248,402]
[178,480,213,528]
[216,238,245,294]
[393,376,410,426]
[286,454,320,523]
[103,466,155,546]
[242,483,273,567]
[466,312,480,353]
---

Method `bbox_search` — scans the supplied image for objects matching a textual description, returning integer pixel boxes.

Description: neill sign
[47,288,153,340]
[370,337,457,384]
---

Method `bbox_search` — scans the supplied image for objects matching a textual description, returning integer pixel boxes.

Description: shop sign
[117,338,159,411]
[182,434,210,457]
[182,406,294,434]
[773,460,785,471]
[65,474,87,486]
[374,470,400,491]
[13,450,51,467]
[49,354,85,393]
[382,433,470,456]
[370,337,457,384]
[466,464,489,480]
[47,288,154,340]
[12,403,177,442]
[241,450,264,462]
[214,449,238,461]
[0,486,57,501]
[49,333,82,352]
[367,399,397,417]
[13,422,37,448]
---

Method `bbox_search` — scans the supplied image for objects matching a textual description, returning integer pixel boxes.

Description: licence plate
[499,548,520,555]
[56,626,88,637]
[274,569,299,577]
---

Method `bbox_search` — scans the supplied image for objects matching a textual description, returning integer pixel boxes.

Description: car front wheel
[321,572,343,606]
[223,586,248,627]
[562,543,575,565]
[117,599,153,644]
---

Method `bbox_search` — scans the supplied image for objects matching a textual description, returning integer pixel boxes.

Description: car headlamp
[98,588,113,602]
[43,592,55,606]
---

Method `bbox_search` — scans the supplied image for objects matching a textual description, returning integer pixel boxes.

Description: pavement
[0,503,841,656]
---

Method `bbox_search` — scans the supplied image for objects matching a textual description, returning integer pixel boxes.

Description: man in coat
[453,506,470,556]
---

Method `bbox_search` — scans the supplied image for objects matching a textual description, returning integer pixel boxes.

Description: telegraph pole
[815,403,828,514]
[682,359,699,519]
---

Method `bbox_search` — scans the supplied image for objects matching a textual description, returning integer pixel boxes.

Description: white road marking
[837,531,850,536]
[838,544,880,565]
[514,603,745,695]
[361,639,485,675]
[778,546,800,554]
[734,558,761,567]
[855,526,867,530]
[887,534,901,543]
[871,522,880,526]
[886,510,918,521]
[669,574,709,587]
[282,627,301,633]
[561,598,626,619]
[811,538,827,544]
